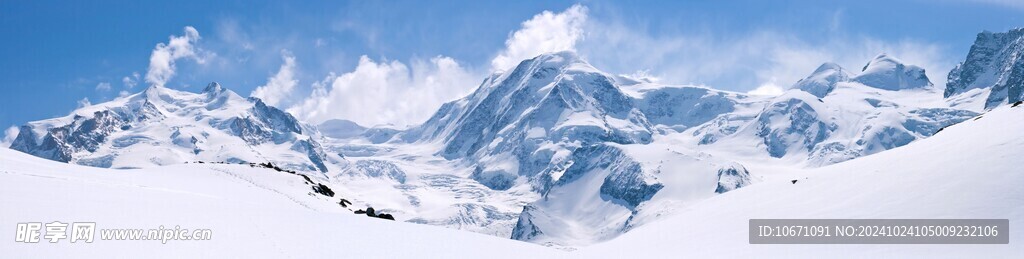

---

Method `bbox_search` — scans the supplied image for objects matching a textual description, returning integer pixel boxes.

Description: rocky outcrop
[946,28,1024,109]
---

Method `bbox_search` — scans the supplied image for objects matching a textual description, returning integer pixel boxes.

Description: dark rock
[312,183,335,197]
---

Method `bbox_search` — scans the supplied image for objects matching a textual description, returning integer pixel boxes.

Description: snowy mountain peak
[203,81,225,94]
[851,53,932,90]
[9,84,336,173]
[945,28,1024,110]
[814,62,845,74]
[791,62,851,98]
[508,50,600,78]
[400,50,656,191]
[862,52,894,70]
[528,50,584,66]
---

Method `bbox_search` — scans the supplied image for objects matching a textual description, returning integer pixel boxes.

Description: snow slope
[511,143,752,247]
[578,103,1024,258]
[0,147,561,258]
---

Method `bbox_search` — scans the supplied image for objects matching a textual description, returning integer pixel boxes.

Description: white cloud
[118,91,131,98]
[122,72,139,89]
[95,82,111,91]
[77,97,91,108]
[2,126,19,148]
[251,50,298,107]
[490,4,587,71]
[288,55,478,127]
[747,80,785,96]
[145,26,206,87]
[576,17,952,92]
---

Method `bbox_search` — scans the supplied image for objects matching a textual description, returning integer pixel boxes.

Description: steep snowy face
[9,83,336,173]
[851,53,933,90]
[791,62,851,98]
[752,91,836,159]
[511,143,751,247]
[409,51,654,189]
[743,86,976,166]
[945,28,1024,110]
[714,55,976,166]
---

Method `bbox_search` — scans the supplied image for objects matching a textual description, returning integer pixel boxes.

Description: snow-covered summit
[702,53,974,166]
[945,28,1024,110]
[9,83,338,173]
[403,51,653,186]
[791,62,851,98]
[851,53,933,90]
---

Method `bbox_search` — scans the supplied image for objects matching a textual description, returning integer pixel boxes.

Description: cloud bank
[1,126,18,148]
[288,55,477,127]
[251,50,298,107]
[145,26,206,87]
[490,4,587,71]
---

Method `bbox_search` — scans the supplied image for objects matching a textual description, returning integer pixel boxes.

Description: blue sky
[1,0,1022,133]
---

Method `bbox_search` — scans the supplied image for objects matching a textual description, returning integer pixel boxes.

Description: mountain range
[6,28,1024,249]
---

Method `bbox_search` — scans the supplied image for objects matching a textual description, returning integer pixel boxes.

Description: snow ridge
[9,83,337,174]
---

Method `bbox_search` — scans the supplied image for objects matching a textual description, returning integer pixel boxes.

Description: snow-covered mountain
[852,53,933,90]
[697,54,975,166]
[3,76,1021,259]
[5,29,1018,252]
[403,51,656,189]
[946,28,1024,110]
[8,83,339,174]
[792,62,851,98]
[315,52,757,246]
[316,51,980,247]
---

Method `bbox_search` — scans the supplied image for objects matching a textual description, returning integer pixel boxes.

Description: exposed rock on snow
[946,28,1024,110]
